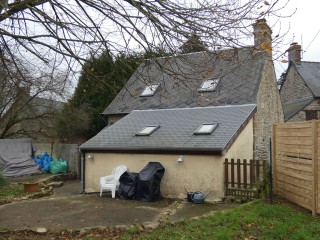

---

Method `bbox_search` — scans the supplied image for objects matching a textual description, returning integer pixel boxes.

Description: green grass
[122,200,320,240]
[0,171,7,187]
[0,183,25,198]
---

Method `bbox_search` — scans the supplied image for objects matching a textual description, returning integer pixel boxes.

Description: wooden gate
[224,158,267,198]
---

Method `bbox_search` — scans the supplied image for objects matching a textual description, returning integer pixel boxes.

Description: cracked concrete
[0,179,239,231]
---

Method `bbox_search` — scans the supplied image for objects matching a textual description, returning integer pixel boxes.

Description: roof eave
[79,146,223,156]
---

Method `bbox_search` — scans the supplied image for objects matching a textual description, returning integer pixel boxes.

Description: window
[140,84,159,97]
[305,110,318,121]
[136,125,160,136]
[198,78,220,92]
[194,123,218,135]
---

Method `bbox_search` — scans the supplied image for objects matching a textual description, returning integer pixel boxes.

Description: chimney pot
[287,43,301,64]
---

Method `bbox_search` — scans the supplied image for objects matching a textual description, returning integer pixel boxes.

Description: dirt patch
[169,201,240,222]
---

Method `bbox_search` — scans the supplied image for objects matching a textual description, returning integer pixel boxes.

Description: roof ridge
[132,103,257,113]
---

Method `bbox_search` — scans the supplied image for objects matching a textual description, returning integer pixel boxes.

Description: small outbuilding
[79,104,256,201]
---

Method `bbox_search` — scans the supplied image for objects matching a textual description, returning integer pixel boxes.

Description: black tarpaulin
[136,162,165,202]
[118,171,139,200]
[0,138,40,177]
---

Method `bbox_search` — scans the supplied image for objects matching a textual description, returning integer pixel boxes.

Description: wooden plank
[276,162,312,172]
[243,159,247,189]
[275,131,312,137]
[276,122,311,129]
[272,124,277,193]
[275,146,313,155]
[250,160,254,188]
[275,143,313,151]
[276,155,312,165]
[312,120,318,215]
[231,158,234,188]
[276,168,313,181]
[224,158,228,190]
[277,175,312,190]
[276,138,313,145]
[276,126,311,137]
[277,181,313,197]
[277,188,312,211]
[237,159,241,188]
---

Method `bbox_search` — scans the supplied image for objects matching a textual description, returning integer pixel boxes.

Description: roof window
[194,123,218,135]
[140,84,159,97]
[136,125,160,136]
[198,78,220,92]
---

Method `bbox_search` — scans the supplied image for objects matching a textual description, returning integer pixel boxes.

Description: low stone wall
[34,143,80,174]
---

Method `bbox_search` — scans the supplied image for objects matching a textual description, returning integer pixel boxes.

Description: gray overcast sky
[271,0,320,77]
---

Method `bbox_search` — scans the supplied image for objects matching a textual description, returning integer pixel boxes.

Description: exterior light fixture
[177,155,184,164]
[87,153,94,160]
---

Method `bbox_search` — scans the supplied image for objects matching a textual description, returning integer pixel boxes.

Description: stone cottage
[79,20,284,200]
[102,19,284,160]
[280,43,320,122]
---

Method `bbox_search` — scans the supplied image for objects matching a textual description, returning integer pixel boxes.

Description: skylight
[140,84,159,97]
[198,78,220,92]
[136,125,160,136]
[194,123,218,135]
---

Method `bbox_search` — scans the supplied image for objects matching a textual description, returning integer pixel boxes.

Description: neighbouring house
[279,43,320,122]
[80,19,284,200]
[1,87,64,142]
[79,104,256,201]
[103,19,283,160]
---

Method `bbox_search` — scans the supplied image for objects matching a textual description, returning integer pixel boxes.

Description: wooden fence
[224,158,266,198]
[272,120,319,215]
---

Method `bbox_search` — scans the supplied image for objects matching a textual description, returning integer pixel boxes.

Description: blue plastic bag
[33,152,53,172]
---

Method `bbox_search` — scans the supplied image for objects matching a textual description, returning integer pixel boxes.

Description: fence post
[250,160,254,189]
[243,159,247,189]
[237,159,241,188]
[224,158,229,192]
[312,120,318,216]
[231,158,235,188]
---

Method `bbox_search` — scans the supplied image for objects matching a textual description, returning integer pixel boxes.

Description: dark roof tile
[80,104,257,153]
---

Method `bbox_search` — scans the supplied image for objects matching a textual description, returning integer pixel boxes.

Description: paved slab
[0,180,240,231]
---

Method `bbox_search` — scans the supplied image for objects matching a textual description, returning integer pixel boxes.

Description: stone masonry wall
[107,114,127,125]
[280,65,313,104]
[254,59,284,161]
[287,100,320,122]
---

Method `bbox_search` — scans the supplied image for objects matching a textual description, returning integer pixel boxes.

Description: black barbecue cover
[118,171,139,200]
[136,162,165,202]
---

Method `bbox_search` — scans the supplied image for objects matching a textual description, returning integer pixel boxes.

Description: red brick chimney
[252,19,272,54]
[287,43,302,64]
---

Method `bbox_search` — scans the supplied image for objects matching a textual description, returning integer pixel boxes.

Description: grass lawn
[0,183,25,204]
[122,199,320,240]
[0,194,319,239]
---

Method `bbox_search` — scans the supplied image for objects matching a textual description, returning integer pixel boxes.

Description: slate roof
[103,48,265,116]
[80,104,256,154]
[295,62,320,97]
[283,96,314,121]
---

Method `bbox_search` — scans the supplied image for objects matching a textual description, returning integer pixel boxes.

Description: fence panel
[273,120,319,215]
[224,158,266,198]
[34,143,80,173]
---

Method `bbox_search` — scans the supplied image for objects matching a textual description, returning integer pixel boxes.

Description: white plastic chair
[99,164,127,198]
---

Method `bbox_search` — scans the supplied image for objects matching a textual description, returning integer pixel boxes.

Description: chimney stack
[287,43,302,64]
[252,19,272,54]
